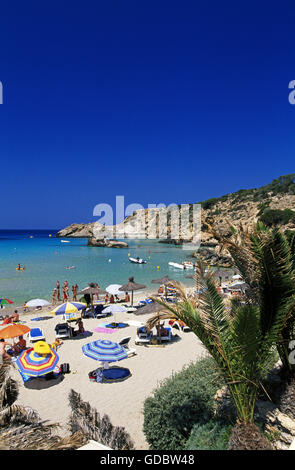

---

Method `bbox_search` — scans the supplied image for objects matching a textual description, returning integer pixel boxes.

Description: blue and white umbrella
[102,305,127,314]
[82,339,128,362]
[51,302,86,315]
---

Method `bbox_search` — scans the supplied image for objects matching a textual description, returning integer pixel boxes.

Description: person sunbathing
[2,315,11,325]
[10,310,19,322]
[0,339,13,362]
[51,338,63,351]
[76,318,85,335]
[13,336,26,355]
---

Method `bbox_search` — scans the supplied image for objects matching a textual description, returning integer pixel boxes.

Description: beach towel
[93,327,117,334]
[105,322,129,329]
[102,367,131,382]
[31,316,52,321]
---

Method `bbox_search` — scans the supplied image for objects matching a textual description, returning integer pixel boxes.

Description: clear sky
[0,0,295,229]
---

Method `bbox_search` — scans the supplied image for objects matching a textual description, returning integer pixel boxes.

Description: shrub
[186,420,232,450]
[143,357,225,450]
[259,208,295,227]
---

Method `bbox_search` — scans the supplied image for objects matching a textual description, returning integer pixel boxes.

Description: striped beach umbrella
[82,339,128,363]
[16,347,59,377]
[51,301,86,315]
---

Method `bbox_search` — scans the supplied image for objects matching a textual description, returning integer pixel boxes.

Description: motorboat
[168,261,194,270]
[129,257,147,264]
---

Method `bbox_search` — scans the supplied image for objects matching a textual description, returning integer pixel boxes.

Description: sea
[0,230,196,305]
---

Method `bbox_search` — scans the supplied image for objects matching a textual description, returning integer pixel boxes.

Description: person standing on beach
[56,281,60,301]
[62,286,68,302]
[72,284,77,301]
[52,288,57,306]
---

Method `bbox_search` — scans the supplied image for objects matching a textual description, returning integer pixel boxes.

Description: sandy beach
[4,289,206,450]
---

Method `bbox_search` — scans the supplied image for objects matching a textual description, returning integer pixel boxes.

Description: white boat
[169,262,184,270]
[169,261,194,270]
[129,257,147,264]
[61,240,70,243]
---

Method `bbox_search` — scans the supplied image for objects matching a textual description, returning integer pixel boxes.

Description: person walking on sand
[56,281,60,301]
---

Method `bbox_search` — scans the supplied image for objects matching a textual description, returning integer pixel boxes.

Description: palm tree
[208,221,295,377]
[151,264,286,449]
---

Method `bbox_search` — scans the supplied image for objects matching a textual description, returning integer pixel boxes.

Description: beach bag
[60,363,70,374]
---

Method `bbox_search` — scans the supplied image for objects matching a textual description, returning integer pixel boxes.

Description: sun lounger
[118,336,137,356]
[29,328,45,343]
[155,327,172,342]
[135,326,153,345]
[138,298,152,306]
[55,323,71,339]
[169,320,190,332]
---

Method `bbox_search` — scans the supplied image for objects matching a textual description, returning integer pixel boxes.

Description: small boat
[169,262,184,270]
[129,257,147,264]
[168,261,194,270]
[61,240,70,243]
[183,261,194,269]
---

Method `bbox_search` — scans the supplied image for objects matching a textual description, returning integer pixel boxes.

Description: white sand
[8,291,206,450]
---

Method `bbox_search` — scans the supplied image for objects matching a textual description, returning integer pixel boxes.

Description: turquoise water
[0,230,195,305]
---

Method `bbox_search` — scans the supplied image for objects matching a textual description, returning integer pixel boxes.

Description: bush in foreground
[143,357,225,450]
[186,420,232,450]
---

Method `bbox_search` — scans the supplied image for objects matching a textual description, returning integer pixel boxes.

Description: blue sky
[0,0,295,229]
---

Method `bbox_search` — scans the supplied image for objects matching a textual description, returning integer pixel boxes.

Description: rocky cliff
[56,174,295,261]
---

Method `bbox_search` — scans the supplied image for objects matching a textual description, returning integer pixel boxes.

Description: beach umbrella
[82,339,128,363]
[0,298,14,306]
[151,275,173,285]
[228,281,248,291]
[134,301,165,316]
[51,301,86,316]
[78,285,106,296]
[105,284,123,296]
[102,305,127,314]
[102,304,127,325]
[0,324,30,339]
[78,283,105,315]
[151,275,175,299]
[16,347,59,377]
[26,299,51,308]
[118,277,146,306]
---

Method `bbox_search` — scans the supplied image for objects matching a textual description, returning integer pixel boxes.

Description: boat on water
[61,240,70,243]
[168,261,194,270]
[129,257,147,264]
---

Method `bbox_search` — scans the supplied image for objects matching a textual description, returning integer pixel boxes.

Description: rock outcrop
[87,237,128,248]
[56,223,95,238]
